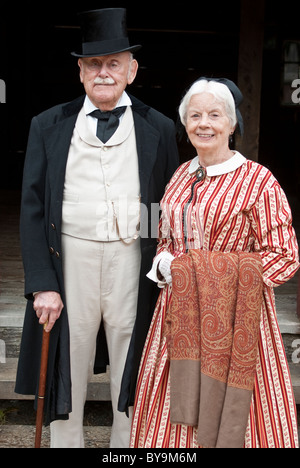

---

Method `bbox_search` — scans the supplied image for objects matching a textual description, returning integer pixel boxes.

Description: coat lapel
[131,101,160,207]
[43,97,84,225]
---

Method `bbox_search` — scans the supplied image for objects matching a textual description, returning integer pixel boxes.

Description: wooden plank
[236,0,265,161]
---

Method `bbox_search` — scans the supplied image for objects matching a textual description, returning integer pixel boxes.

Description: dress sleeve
[249,182,299,287]
[20,116,61,298]
[146,202,176,286]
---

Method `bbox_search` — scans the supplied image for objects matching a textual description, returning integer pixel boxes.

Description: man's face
[78,52,138,111]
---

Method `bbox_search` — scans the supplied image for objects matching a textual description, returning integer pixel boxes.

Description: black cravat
[89,106,127,143]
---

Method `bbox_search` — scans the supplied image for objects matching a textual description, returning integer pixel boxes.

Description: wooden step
[0,292,300,402]
[276,295,300,334]
[0,358,111,401]
[0,299,26,328]
[1,332,300,403]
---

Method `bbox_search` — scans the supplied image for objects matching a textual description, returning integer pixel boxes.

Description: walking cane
[35,323,50,448]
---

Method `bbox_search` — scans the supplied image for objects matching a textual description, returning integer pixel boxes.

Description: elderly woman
[130,78,299,448]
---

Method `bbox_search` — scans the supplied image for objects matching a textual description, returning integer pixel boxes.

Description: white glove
[158,253,174,285]
[146,252,175,288]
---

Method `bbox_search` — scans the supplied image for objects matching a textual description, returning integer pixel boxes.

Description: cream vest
[61,106,140,241]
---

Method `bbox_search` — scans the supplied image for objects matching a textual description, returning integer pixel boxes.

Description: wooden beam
[297,273,300,318]
[236,0,265,161]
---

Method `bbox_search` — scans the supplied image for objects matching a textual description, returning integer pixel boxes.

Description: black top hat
[71,8,142,58]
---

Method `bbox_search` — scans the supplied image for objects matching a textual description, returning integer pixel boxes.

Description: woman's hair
[179,79,238,129]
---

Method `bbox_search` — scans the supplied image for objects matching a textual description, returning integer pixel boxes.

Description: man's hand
[33,291,64,332]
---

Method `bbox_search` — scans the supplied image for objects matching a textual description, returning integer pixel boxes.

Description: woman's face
[186,93,234,163]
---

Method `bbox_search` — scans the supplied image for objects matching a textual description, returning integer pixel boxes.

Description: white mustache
[94,77,115,85]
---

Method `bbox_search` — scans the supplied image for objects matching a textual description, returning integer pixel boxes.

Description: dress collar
[188,151,246,177]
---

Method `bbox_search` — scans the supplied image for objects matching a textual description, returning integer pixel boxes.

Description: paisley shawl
[167,250,263,448]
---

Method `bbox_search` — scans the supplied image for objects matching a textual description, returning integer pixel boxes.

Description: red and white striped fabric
[130,154,299,448]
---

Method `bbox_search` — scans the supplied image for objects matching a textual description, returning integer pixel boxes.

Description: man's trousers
[50,233,141,448]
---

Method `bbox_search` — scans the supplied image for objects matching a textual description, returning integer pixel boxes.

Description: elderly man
[15,8,179,448]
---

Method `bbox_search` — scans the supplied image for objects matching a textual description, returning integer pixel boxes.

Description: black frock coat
[15,94,179,424]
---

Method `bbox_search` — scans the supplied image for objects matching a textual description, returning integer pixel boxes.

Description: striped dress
[130,153,300,448]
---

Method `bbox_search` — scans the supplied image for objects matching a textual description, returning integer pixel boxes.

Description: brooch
[195,165,206,181]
